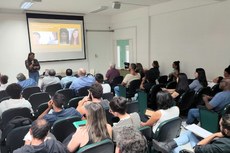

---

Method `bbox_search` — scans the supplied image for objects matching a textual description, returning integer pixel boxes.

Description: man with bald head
[187,78,230,124]
[105,63,120,83]
[69,68,95,93]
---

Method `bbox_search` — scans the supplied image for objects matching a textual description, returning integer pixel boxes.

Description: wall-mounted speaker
[112,1,121,9]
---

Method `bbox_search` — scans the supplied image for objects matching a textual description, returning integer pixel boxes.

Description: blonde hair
[85,102,110,142]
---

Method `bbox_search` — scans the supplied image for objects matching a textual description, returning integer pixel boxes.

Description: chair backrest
[139,126,153,141]
[0,107,31,130]
[105,109,119,126]
[51,116,81,142]
[177,89,195,115]
[137,91,147,115]
[6,125,31,153]
[28,92,50,112]
[36,102,48,116]
[64,81,72,89]
[149,84,162,110]
[56,75,63,80]
[77,86,91,97]
[193,87,211,107]
[76,139,114,153]
[153,117,182,141]
[21,86,41,100]
[0,90,10,102]
[199,107,219,133]
[222,103,230,115]
[118,85,126,98]
[102,92,114,101]
[126,101,140,114]
[166,81,177,89]
[45,83,62,97]
[158,75,168,85]
[127,79,141,95]
[68,96,84,108]
[111,76,123,86]
[56,89,76,107]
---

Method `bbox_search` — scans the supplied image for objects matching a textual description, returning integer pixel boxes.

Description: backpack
[0,116,32,145]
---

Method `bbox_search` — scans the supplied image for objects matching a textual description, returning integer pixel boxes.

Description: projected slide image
[32,31,58,45]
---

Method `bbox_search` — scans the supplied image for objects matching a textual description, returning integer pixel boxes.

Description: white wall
[0,12,112,83]
[111,0,230,80]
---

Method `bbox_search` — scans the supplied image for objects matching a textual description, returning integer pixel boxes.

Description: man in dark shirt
[13,119,67,153]
[152,114,230,153]
[105,63,120,83]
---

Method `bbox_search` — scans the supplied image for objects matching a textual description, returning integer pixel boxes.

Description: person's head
[30,119,50,140]
[156,91,174,110]
[16,73,26,82]
[220,114,230,137]
[129,63,137,73]
[95,73,104,84]
[219,78,230,91]
[70,29,79,44]
[52,93,66,109]
[172,61,180,72]
[32,32,40,44]
[5,83,22,99]
[78,68,86,77]
[109,97,127,115]
[213,76,224,84]
[136,63,144,73]
[152,60,159,68]
[145,70,156,83]
[88,83,103,99]
[224,67,230,78]
[110,63,116,69]
[0,75,8,85]
[48,69,56,76]
[195,68,208,87]
[176,73,189,91]
[66,68,73,76]
[115,126,147,153]
[27,52,35,61]
[84,102,109,142]
[60,28,69,44]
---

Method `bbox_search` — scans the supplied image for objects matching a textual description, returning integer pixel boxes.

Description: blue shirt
[69,75,95,92]
[17,78,37,90]
[43,107,82,125]
[60,76,76,88]
[189,79,203,92]
[209,91,230,112]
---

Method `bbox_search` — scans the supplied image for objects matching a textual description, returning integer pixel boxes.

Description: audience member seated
[141,91,179,133]
[38,93,82,125]
[149,60,160,80]
[114,63,141,96]
[152,114,230,153]
[109,97,141,142]
[40,69,61,92]
[224,66,230,78]
[164,73,189,100]
[95,73,111,93]
[16,73,37,90]
[189,68,208,92]
[69,68,95,93]
[186,78,230,124]
[67,103,112,152]
[76,83,110,115]
[0,83,33,117]
[140,70,157,93]
[168,61,180,82]
[115,126,147,153]
[0,75,9,91]
[105,63,120,83]
[208,76,223,88]
[60,68,76,88]
[136,63,145,79]
[14,119,68,153]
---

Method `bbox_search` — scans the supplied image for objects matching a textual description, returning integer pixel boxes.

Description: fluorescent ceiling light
[20,1,34,9]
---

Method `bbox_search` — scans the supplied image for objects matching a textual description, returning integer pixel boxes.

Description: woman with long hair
[164,73,189,99]
[141,91,179,133]
[25,52,40,84]
[189,68,208,92]
[168,61,180,82]
[67,102,112,152]
[70,29,79,45]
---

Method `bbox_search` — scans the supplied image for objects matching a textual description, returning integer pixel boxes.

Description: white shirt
[0,98,33,117]
[40,76,61,91]
[152,106,180,133]
[0,84,8,91]
[101,83,111,93]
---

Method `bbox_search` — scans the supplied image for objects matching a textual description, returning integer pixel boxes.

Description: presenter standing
[25,52,40,84]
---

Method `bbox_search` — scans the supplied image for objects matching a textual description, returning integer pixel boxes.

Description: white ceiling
[0,0,172,15]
